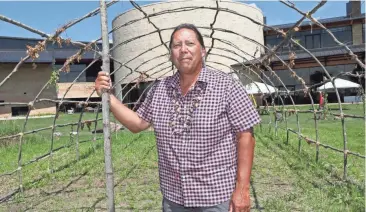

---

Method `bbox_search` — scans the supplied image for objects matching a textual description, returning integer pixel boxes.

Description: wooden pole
[99,0,115,211]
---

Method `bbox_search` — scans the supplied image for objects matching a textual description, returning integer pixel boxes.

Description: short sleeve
[136,82,159,124]
[227,80,261,133]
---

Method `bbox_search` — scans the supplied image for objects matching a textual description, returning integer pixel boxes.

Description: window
[290,36,305,50]
[11,107,29,116]
[305,34,321,49]
[0,100,4,107]
[265,26,353,50]
[265,35,281,48]
[322,26,352,47]
[325,26,349,33]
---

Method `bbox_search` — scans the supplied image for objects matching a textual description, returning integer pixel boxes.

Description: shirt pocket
[152,101,172,137]
[191,98,229,140]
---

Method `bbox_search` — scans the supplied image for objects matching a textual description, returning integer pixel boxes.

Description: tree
[310,70,326,86]
[349,64,365,90]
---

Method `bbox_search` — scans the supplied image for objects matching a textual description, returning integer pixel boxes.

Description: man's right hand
[95,71,112,97]
[94,71,150,133]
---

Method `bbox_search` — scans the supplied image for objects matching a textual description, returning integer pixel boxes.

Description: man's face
[170,28,205,74]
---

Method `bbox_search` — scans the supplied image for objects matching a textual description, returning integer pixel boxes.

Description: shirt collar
[169,67,210,89]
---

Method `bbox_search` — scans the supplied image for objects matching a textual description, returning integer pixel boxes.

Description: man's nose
[180,44,188,53]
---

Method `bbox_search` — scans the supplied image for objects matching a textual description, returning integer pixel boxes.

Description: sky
[0,0,364,42]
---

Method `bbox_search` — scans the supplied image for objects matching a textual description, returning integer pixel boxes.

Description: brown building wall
[0,63,57,118]
[57,82,99,99]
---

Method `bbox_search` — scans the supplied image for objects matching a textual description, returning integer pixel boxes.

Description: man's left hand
[229,187,251,212]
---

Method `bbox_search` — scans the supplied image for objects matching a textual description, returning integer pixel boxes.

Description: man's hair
[169,23,205,49]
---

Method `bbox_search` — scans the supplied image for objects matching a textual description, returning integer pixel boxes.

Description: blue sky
[0,1,364,42]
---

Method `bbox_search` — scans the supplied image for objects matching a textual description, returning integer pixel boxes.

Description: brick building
[0,36,113,118]
[232,0,365,105]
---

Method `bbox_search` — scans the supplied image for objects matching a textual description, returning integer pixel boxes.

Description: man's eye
[173,44,181,48]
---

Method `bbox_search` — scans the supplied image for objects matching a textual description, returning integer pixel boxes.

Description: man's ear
[169,50,172,61]
[201,47,206,58]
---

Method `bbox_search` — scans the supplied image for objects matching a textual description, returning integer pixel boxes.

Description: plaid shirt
[136,68,261,207]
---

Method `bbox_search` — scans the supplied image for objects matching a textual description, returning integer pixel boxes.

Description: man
[95,23,261,212]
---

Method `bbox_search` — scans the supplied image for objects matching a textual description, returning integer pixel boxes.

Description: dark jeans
[162,198,230,212]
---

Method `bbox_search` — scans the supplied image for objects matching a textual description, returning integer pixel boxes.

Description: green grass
[1,130,160,211]
[0,104,364,211]
[260,103,365,183]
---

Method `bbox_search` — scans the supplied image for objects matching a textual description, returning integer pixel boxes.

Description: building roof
[265,13,365,31]
[0,50,53,63]
[231,44,365,67]
[0,36,105,63]
[0,35,107,49]
[0,49,100,63]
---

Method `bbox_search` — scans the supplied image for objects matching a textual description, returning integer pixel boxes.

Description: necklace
[169,83,204,135]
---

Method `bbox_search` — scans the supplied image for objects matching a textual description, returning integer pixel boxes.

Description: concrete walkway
[0,115,55,121]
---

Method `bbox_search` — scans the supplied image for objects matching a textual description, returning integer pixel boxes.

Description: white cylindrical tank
[111,0,264,100]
